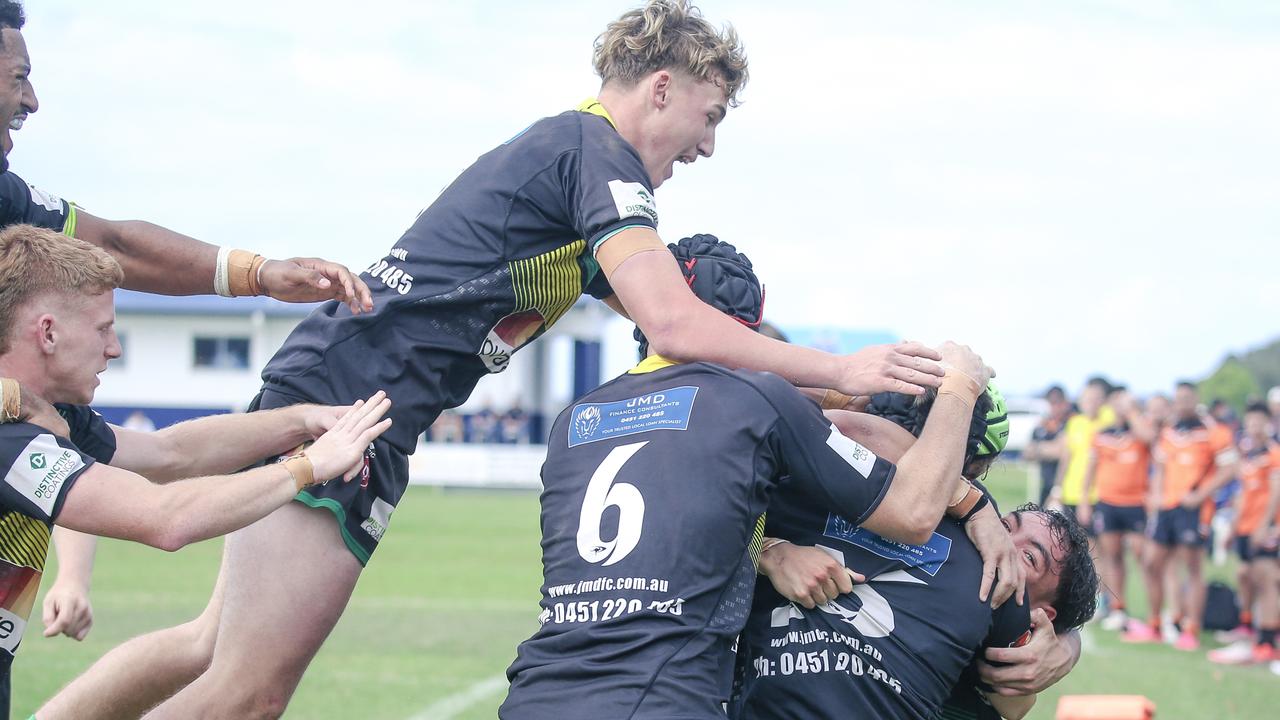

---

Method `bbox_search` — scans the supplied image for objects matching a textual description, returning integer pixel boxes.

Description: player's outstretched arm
[110,402,354,483]
[42,527,97,642]
[601,228,944,396]
[72,211,373,313]
[56,394,391,550]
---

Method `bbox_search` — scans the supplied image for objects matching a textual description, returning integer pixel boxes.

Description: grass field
[15,463,1280,718]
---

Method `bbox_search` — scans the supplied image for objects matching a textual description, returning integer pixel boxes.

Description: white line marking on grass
[407,674,508,720]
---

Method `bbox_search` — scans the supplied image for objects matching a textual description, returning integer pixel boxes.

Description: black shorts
[1149,507,1204,548]
[251,387,409,566]
[1094,502,1146,535]
[1236,534,1280,562]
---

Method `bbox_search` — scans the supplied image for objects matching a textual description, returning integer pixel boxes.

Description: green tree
[1199,356,1262,412]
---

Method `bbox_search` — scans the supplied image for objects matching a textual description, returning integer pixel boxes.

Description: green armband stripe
[61,203,78,237]
[591,224,650,255]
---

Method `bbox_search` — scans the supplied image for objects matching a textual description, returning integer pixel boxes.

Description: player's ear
[650,70,673,109]
[36,313,57,355]
[1040,605,1057,624]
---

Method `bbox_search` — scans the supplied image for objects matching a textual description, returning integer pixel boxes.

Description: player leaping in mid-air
[38,3,948,719]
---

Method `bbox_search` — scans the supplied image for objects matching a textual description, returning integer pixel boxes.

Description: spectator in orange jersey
[1208,403,1280,665]
[1124,382,1238,650]
[1080,388,1155,631]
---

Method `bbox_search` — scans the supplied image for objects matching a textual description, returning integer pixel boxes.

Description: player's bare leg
[38,550,229,720]
[1255,557,1280,654]
[1179,545,1206,643]
[1098,531,1125,614]
[1142,543,1170,631]
[143,502,362,720]
[1237,558,1256,627]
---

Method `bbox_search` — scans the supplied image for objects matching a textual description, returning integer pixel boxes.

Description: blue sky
[14,1,1280,396]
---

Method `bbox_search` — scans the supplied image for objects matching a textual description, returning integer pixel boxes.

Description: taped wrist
[959,491,992,524]
[282,453,316,491]
[938,369,983,407]
[0,378,19,422]
[947,479,984,520]
[222,249,268,297]
[821,389,854,410]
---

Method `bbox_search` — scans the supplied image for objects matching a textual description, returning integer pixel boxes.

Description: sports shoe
[1101,610,1129,632]
[1252,644,1277,664]
[1270,659,1280,676]
[1121,622,1161,643]
[1214,625,1256,644]
[1208,640,1257,665]
[1174,631,1200,651]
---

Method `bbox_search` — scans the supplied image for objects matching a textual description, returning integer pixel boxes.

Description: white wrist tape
[214,246,233,297]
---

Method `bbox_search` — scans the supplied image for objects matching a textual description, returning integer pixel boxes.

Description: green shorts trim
[294,490,372,566]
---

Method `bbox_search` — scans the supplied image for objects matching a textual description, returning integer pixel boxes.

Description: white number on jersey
[577,441,647,567]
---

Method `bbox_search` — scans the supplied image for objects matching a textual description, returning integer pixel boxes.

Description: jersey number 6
[577,441,647,567]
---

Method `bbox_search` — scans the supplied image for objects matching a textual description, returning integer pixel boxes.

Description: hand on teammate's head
[936,341,996,389]
[965,505,1026,608]
[838,341,945,397]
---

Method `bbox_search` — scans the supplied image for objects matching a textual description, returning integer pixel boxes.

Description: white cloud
[15,0,1280,397]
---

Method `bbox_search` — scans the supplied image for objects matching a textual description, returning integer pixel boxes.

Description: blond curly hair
[594,1,748,106]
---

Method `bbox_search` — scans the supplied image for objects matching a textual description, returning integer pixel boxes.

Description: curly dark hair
[0,1,24,49]
[864,388,995,469]
[1015,502,1098,632]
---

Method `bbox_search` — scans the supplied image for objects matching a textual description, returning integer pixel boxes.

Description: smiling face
[41,290,122,405]
[0,28,37,168]
[633,70,727,188]
[1002,510,1064,623]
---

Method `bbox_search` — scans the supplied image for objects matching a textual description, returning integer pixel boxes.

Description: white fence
[407,443,546,490]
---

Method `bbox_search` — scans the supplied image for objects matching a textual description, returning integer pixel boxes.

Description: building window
[193,337,250,370]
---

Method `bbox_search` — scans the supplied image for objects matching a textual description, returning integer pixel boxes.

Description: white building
[98,290,912,487]
[97,290,614,443]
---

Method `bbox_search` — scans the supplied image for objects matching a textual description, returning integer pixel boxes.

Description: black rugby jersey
[500,358,896,720]
[0,405,113,716]
[0,171,76,233]
[731,494,1030,720]
[261,100,658,452]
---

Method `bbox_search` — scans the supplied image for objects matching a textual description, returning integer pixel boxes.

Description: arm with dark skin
[73,211,374,312]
